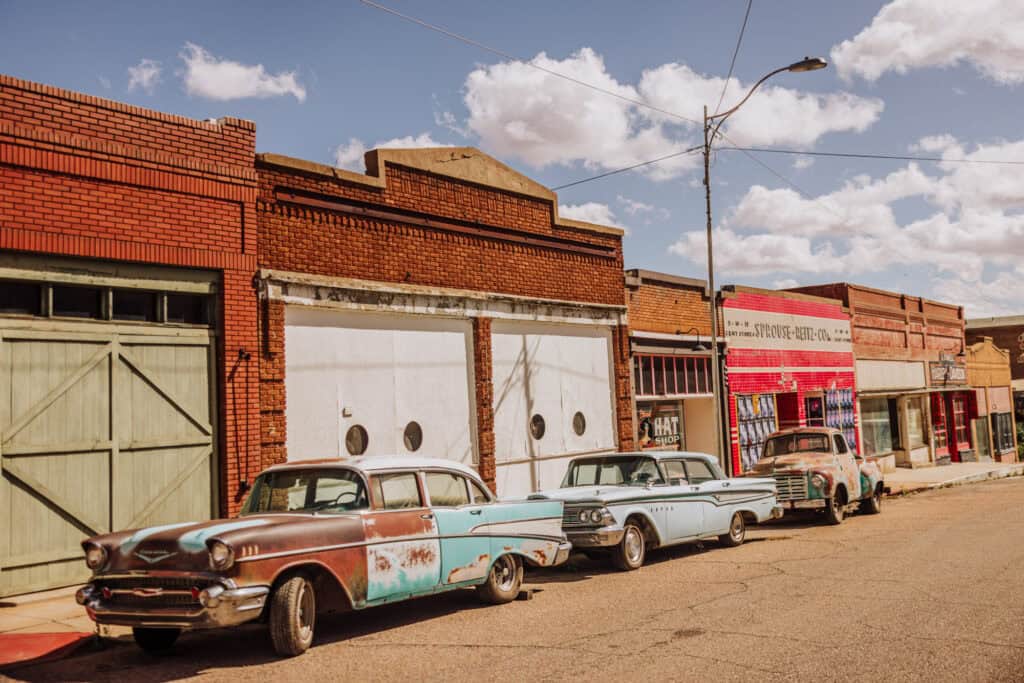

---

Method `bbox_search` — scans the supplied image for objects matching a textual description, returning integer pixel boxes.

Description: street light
[677,327,708,352]
[701,56,827,473]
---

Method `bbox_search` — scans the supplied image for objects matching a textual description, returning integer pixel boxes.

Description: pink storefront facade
[722,287,858,474]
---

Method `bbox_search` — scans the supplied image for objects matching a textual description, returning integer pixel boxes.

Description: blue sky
[3,1,1023,316]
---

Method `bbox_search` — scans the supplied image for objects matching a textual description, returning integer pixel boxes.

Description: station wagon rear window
[763,434,830,458]
[243,469,368,514]
[562,456,664,487]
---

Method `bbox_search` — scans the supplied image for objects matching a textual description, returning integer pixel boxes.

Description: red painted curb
[0,632,94,671]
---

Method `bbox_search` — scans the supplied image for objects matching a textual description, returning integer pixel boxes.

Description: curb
[885,465,1024,496]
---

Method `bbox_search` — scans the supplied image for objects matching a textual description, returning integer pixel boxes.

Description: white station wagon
[531,452,782,569]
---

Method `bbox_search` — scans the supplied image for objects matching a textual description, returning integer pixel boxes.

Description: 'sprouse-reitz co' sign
[724,308,853,353]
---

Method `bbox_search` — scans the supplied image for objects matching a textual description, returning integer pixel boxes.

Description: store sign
[637,403,681,449]
[723,307,852,353]
[930,362,967,384]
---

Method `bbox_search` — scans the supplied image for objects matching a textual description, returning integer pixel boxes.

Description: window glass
[373,473,422,510]
[562,456,662,487]
[52,285,102,319]
[763,434,830,457]
[0,281,41,315]
[931,395,948,450]
[112,290,157,322]
[906,397,927,448]
[166,293,209,325]
[652,356,665,395]
[469,479,491,504]
[634,357,646,395]
[683,459,716,484]
[663,460,687,484]
[833,435,848,454]
[425,472,470,507]
[242,468,368,514]
[860,397,893,455]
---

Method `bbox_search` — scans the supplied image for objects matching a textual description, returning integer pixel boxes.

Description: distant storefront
[966,336,1018,462]
[721,286,857,474]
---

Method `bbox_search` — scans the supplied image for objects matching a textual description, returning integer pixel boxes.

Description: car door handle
[420,513,434,520]
[469,509,483,515]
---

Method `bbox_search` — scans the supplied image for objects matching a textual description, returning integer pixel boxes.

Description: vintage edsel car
[77,457,570,657]
[747,427,884,524]
[530,451,782,570]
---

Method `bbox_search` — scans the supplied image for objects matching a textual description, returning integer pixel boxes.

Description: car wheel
[269,575,316,657]
[860,487,882,515]
[476,554,523,604]
[611,521,646,571]
[718,512,746,547]
[132,627,180,654]
[824,495,845,525]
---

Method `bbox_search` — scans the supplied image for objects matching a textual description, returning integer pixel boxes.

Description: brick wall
[0,73,258,516]
[626,276,711,335]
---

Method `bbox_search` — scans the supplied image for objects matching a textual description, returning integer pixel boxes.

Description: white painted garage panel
[284,307,476,464]
[491,321,616,498]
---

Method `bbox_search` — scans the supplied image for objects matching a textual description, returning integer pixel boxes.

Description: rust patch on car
[446,554,490,583]
[374,554,392,572]
[406,544,437,566]
[532,549,548,564]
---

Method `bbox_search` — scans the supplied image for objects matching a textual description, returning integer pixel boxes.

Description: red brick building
[0,74,258,595]
[792,283,969,469]
[254,149,632,499]
[624,270,721,460]
[721,286,857,474]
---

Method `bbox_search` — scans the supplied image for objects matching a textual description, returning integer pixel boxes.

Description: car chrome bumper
[77,583,270,630]
[553,541,573,566]
[565,525,625,548]
[770,505,785,519]
[784,499,827,509]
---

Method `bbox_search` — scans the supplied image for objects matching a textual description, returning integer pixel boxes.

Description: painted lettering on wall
[723,307,853,353]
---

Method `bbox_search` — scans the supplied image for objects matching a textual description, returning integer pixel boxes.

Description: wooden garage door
[0,323,216,596]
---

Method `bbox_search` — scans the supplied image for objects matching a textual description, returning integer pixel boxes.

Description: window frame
[422,470,473,508]
[369,471,426,511]
[682,457,718,484]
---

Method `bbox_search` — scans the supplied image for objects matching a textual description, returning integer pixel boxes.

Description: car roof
[263,455,482,480]
[574,451,719,465]
[769,426,840,437]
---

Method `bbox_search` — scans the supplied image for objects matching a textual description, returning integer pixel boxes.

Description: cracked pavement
[9,477,1024,682]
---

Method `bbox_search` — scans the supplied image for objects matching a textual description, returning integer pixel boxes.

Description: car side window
[683,459,716,484]
[468,478,492,504]
[371,472,423,510]
[833,435,848,455]
[663,461,688,485]
[424,471,471,507]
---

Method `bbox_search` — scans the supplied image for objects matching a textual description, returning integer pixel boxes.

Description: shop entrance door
[776,392,800,430]
[804,394,825,427]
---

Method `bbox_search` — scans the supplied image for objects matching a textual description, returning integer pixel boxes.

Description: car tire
[824,494,845,525]
[611,521,646,571]
[269,575,316,657]
[718,512,746,547]
[860,486,882,515]
[476,554,522,604]
[132,627,180,654]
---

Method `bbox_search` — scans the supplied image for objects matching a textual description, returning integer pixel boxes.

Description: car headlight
[578,509,590,523]
[810,474,826,489]
[84,543,107,571]
[589,509,604,524]
[208,540,234,570]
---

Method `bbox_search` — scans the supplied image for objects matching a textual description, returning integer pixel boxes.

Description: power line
[714,0,753,115]
[720,146,1024,166]
[551,146,702,190]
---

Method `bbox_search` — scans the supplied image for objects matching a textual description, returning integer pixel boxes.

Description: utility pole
[702,104,726,470]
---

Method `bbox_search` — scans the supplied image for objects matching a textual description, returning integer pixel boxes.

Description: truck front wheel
[825,490,846,525]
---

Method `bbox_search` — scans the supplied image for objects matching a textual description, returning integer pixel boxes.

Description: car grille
[562,505,598,528]
[773,474,808,501]
[95,577,216,610]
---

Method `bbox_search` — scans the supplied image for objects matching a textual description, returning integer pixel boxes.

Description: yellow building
[965,337,1018,462]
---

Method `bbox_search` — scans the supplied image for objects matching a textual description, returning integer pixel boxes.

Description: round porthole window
[345,425,369,456]
[403,421,423,452]
[573,411,587,436]
[530,414,546,440]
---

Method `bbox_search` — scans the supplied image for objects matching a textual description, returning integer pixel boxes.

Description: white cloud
[793,156,814,170]
[832,0,1024,84]
[127,59,161,94]
[672,135,1024,287]
[617,194,669,222]
[334,133,450,171]
[460,48,880,181]
[773,278,800,289]
[180,43,306,102]
[932,270,1024,318]
[98,76,112,90]
[559,202,625,231]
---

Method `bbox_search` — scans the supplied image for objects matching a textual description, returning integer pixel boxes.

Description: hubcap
[624,527,643,564]
[731,515,743,540]
[297,582,314,641]
[494,556,516,591]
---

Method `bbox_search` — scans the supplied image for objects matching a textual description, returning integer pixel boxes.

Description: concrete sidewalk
[885,460,1024,494]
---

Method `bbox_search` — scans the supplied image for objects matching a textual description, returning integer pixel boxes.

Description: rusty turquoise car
[77,457,570,657]
[530,452,782,570]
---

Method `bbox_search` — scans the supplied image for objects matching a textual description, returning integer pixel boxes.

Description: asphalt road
[9,477,1024,682]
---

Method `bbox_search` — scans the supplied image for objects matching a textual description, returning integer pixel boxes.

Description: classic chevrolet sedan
[77,457,570,657]
[530,452,782,570]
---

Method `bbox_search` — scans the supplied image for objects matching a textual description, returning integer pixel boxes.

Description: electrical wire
[714,0,753,116]
[720,146,1024,166]
[551,145,702,190]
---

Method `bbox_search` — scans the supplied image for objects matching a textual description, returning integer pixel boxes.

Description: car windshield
[562,457,664,487]
[763,434,831,458]
[242,468,369,515]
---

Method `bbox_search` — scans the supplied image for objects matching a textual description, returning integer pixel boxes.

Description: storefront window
[931,394,948,452]
[637,402,683,450]
[993,413,1014,453]
[952,396,970,449]
[906,397,927,449]
[634,355,711,397]
[736,393,776,471]
[860,398,893,455]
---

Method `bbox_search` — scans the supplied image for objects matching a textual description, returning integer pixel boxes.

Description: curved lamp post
[701,56,827,472]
